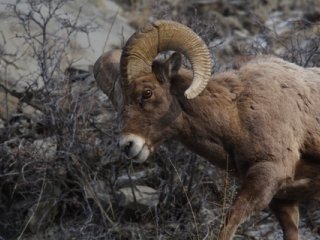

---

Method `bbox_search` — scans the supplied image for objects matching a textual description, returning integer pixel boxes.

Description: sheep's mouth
[131,144,153,163]
[119,133,155,163]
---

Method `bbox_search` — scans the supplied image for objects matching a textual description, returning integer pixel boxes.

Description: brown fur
[96,52,320,240]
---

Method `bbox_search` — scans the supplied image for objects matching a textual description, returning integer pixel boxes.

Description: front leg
[218,162,287,240]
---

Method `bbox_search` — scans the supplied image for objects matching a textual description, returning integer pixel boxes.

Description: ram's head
[94,20,212,162]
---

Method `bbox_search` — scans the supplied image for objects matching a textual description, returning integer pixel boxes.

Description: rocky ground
[0,0,320,239]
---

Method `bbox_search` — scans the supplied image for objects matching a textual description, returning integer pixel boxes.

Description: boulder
[0,0,135,91]
[116,168,158,187]
[117,185,158,210]
[0,86,43,121]
[33,137,57,160]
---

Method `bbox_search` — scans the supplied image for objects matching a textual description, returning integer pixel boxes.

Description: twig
[102,9,119,53]
[160,146,200,240]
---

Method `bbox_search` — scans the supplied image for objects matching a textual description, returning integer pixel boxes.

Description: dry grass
[1,0,320,240]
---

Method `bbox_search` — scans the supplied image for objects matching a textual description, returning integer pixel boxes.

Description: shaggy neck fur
[169,69,244,173]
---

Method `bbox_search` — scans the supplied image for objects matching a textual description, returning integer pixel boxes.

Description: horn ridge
[120,20,212,99]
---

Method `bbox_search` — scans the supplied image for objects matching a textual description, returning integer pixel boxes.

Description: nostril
[123,141,133,156]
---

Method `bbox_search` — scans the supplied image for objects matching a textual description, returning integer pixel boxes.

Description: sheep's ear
[152,52,182,84]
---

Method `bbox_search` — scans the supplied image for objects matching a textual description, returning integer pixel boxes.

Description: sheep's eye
[142,89,152,99]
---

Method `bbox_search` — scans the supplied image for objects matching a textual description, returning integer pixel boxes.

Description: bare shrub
[0,1,108,239]
[1,1,319,240]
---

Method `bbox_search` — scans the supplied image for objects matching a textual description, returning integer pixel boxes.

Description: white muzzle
[119,134,152,163]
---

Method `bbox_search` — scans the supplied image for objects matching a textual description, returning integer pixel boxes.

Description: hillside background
[0,0,320,239]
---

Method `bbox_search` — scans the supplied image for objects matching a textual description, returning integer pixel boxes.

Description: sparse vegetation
[0,0,319,239]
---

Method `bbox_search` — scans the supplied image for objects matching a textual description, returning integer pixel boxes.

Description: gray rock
[0,0,134,91]
[0,87,19,120]
[118,185,158,210]
[116,168,158,187]
[33,137,57,160]
[0,87,43,121]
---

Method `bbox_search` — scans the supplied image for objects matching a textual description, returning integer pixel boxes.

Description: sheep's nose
[122,141,133,156]
[119,134,146,159]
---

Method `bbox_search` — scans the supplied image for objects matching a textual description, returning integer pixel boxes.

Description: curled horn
[93,49,124,110]
[120,20,212,99]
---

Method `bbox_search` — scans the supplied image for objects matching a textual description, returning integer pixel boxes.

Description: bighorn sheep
[94,20,320,240]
